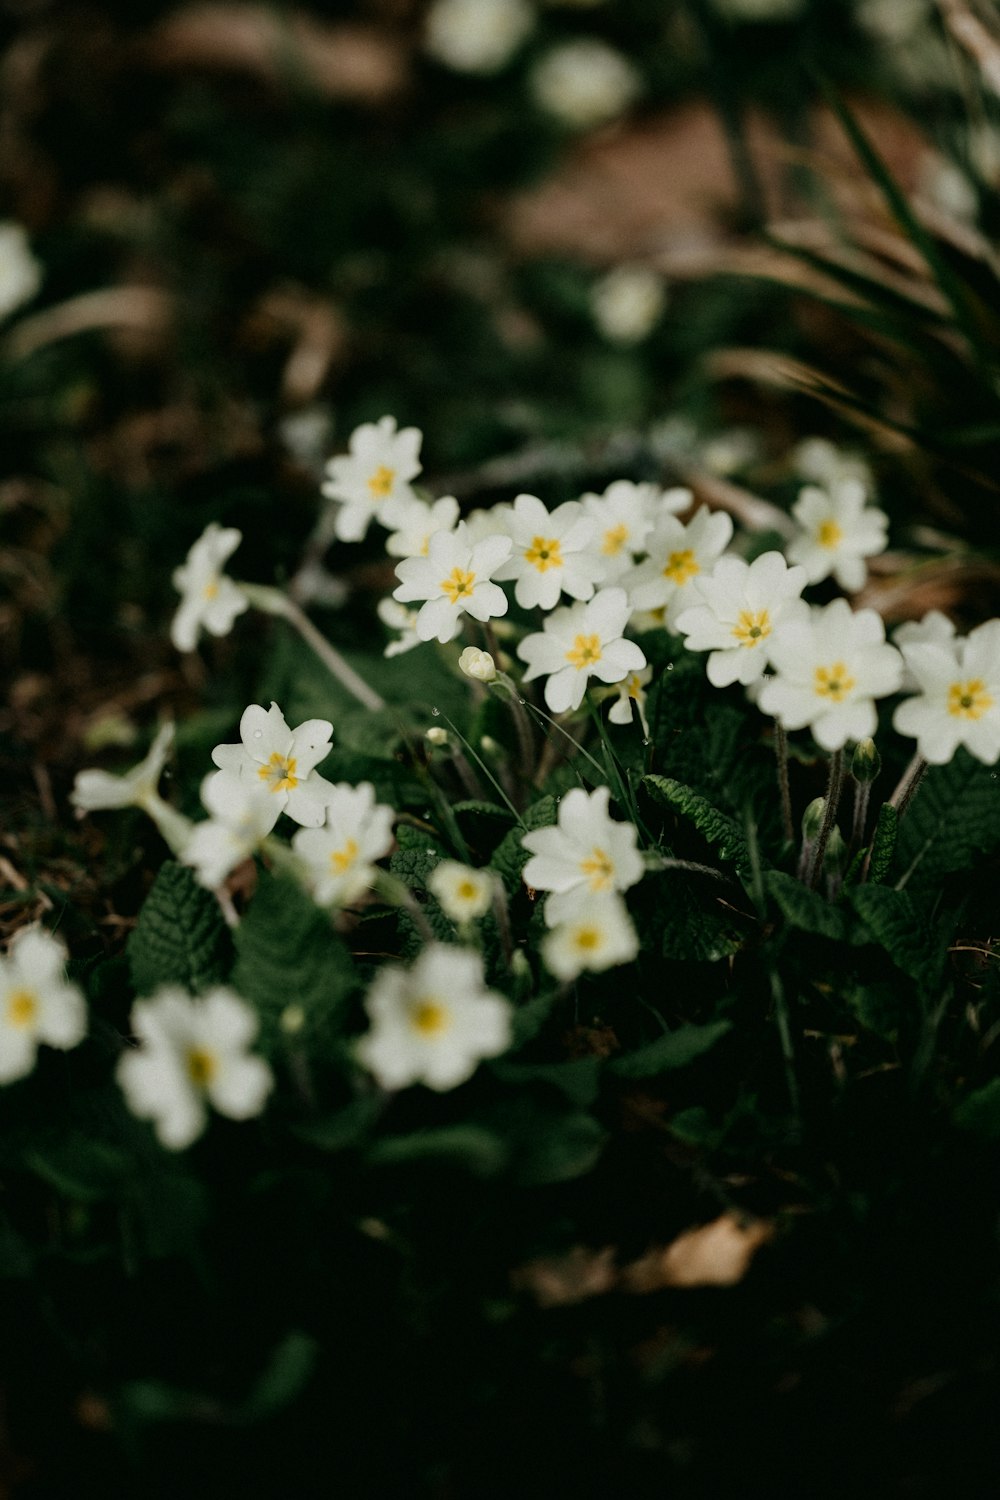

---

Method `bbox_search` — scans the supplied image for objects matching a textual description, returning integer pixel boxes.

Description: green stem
[243,584,385,713]
[806,750,844,891]
[774,720,794,846]
[889,751,928,822]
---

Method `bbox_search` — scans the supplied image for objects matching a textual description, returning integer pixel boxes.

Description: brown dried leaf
[622,1213,773,1292]
[511,1246,618,1308]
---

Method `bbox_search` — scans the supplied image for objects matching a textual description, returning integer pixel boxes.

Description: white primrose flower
[521,784,644,926]
[291,782,395,908]
[542,893,639,981]
[72,722,175,814]
[425,0,534,74]
[392,523,512,644]
[458,646,497,682]
[607,664,653,735]
[793,437,872,490]
[493,493,604,611]
[207,702,335,832]
[0,222,42,321]
[385,495,461,559]
[182,775,277,890]
[787,479,888,592]
[579,480,666,583]
[893,620,1000,765]
[117,986,272,1151]
[674,551,809,688]
[170,523,249,653]
[590,265,666,345]
[893,609,957,691]
[627,505,734,630]
[356,944,512,1092]
[428,861,496,922]
[463,504,510,546]
[531,39,641,130]
[518,586,647,714]
[321,416,423,542]
[0,926,87,1085]
[757,597,904,752]
[377,597,423,658]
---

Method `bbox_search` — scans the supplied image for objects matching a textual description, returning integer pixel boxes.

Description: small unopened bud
[426,726,449,746]
[459,646,496,683]
[281,1004,306,1035]
[851,737,881,785]
[801,796,826,842]
[480,735,500,755]
[823,825,847,872]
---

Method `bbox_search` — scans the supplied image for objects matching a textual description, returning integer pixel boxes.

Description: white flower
[291,782,395,907]
[793,439,872,490]
[459,646,497,682]
[428,861,496,922]
[493,493,604,610]
[787,479,888,592]
[607,664,653,735]
[392,523,511,644]
[170,524,249,652]
[590,264,666,344]
[321,416,423,542]
[758,598,904,752]
[356,944,512,1091]
[893,609,957,691]
[71,722,175,813]
[893,620,1000,765]
[518,586,647,713]
[182,775,277,889]
[541,893,638,980]
[425,0,534,73]
[207,702,335,831]
[0,926,86,1084]
[463,504,510,546]
[377,597,423,658]
[117,986,272,1150]
[521,784,644,925]
[580,480,665,583]
[531,39,641,129]
[627,505,734,629]
[701,428,761,477]
[675,551,809,688]
[385,496,461,559]
[0,223,41,321]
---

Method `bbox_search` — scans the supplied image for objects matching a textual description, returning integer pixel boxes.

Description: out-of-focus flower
[893,620,1000,765]
[182,775,277,890]
[459,646,497,682]
[793,437,872,490]
[117,987,272,1150]
[590,264,666,344]
[521,784,643,925]
[700,428,761,477]
[393,524,511,643]
[518,586,646,713]
[385,496,461,559]
[894,610,957,690]
[428,861,496,922]
[425,0,534,73]
[530,39,641,129]
[171,524,249,652]
[322,416,423,542]
[72,723,175,814]
[607,664,653,735]
[377,597,423,657]
[627,506,734,629]
[580,480,668,583]
[208,702,334,831]
[0,926,86,1085]
[291,782,395,907]
[493,493,604,611]
[787,480,888,592]
[357,944,511,1091]
[0,223,41,321]
[542,892,638,980]
[675,551,809,688]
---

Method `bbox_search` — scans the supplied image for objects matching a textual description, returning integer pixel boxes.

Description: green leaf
[643,776,751,877]
[491,795,557,895]
[291,1095,384,1152]
[368,1125,509,1176]
[244,1332,319,1421]
[848,884,945,989]
[893,750,1000,887]
[26,1136,129,1203]
[954,1079,1000,1140]
[764,870,855,942]
[127,861,232,996]
[389,844,441,892]
[493,1056,601,1107]
[636,871,750,963]
[610,1020,732,1079]
[867,801,898,884]
[511,1110,606,1186]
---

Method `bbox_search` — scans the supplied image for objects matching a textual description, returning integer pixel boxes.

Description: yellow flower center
[524,535,563,573]
[202,578,219,601]
[329,837,359,874]
[574,926,601,952]
[186,1047,217,1087]
[625,674,643,700]
[663,548,699,585]
[580,848,614,891]
[565,633,602,670]
[731,609,772,648]
[440,567,476,604]
[457,880,480,903]
[947,678,994,720]
[257,752,299,793]
[813,661,856,702]
[411,999,449,1035]
[602,523,629,557]
[817,519,843,549]
[368,465,395,499]
[6,989,38,1029]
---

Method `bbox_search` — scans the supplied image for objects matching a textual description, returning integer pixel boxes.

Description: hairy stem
[774,720,794,846]
[807,750,844,891]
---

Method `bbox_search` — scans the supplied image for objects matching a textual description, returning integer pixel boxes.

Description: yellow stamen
[602,523,629,557]
[580,848,614,891]
[817,519,842,549]
[662,548,699,585]
[186,1047,217,1087]
[565,633,602,670]
[626,674,643,700]
[947,678,994,720]
[6,989,38,1029]
[368,465,395,499]
[813,662,856,702]
[574,926,601,952]
[731,609,772,648]
[524,535,563,573]
[457,880,479,903]
[257,752,299,793]
[202,579,219,601]
[411,999,449,1035]
[329,837,359,874]
[440,567,476,604]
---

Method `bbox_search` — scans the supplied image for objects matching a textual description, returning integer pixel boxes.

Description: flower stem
[888,751,928,822]
[806,750,844,891]
[242,584,385,713]
[493,671,536,785]
[850,777,872,857]
[773,720,794,846]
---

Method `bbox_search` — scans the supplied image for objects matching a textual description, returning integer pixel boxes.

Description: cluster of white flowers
[0,926,86,1084]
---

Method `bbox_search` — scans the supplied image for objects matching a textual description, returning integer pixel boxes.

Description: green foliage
[127,861,232,996]
[764,869,856,942]
[867,801,898,884]
[609,1020,732,1078]
[954,1080,1000,1140]
[893,751,1000,888]
[643,775,752,878]
[848,884,948,990]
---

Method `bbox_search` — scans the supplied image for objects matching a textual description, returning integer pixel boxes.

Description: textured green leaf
[610,1020,732,1078]
[369,1125,509,1175]
[128,861,232,996]
[636,870,750,963]
[765,870,856,943]
[868,801,898,884]
[643,776,751,876]
[848,884,945,988]
[954,1079,1000,1140]
[894,749,1000,887]
[389,844,441,891]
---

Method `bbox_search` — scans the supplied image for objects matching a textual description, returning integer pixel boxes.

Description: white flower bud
[426,726,449,746]
[459,646,497,683]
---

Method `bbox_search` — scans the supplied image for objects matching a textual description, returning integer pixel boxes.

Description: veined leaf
[128,861,232,996]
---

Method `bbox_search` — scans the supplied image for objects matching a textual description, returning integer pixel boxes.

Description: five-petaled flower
[675,551,809,688]
[207,702,335,831]
[893,619,1000,765]
[182,774,278,890]
[171,524,249,653]
[428,861,496,923]
[0,926,87,1085]
[580,480,684,582]
[541,892,639,981]
[518,587,646,713]
[607,664,653,735]
[521,784,644,926]
[291,782,395,907]
[386,495,460,559]
[392,523,512,643]
[322,416,423,542]
[627,506,734,629]
[787,478,888,592]
[493,493,604,611]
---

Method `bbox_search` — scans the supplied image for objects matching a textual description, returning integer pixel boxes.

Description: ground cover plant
[5,1,1000,1496]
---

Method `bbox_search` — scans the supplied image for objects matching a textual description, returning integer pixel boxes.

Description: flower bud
[480,735,500,756]
[823,825,847,872]
[458,646,497,683]
[801,796,826,842]
[851,737,881,784]
[426,726,449,746]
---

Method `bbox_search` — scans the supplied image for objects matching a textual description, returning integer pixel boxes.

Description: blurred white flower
[0,223,41,321]
[675,551,809,688]
[207,702,334,831]
[787,479,888,592]
[700,428,761,477]
[117,987,272,1150]
[493,493,604,611]
[459,645,497,682]
[321,416,423,542]
[893,610,957,691]
[530,39,641,129]
[518,586,647,713]
[542,892,638,980]
[893,620,1000,765]
[0,926,86,1085]
[393,523,512,643]
[291,782,395,908]
[792,437,872,490]
[425,0,534,73]
[428,861,496,922]
[170,524,249,652]
[591,264,666,344]
[377,597,424,657]
[385,496,461,559]
[580,480,665,583]
[607,664,653,735]
[72,722,175,814]
[521,783,644,925]
[357,944,511,1091]
[627,505,734,628]
[182,775,277,890]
